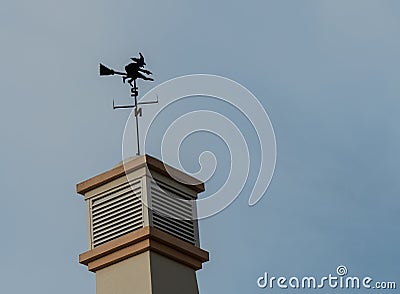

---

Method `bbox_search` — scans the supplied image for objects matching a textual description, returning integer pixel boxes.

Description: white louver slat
[150,181,196,245]
[91,180,143,247]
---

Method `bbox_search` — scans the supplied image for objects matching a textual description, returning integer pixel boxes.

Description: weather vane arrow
[99,52,158,156]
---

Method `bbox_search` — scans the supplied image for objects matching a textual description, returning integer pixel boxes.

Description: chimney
[76,154,209,294]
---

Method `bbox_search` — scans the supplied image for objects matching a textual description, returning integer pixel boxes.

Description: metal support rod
[136,95,158,105]
[113,103,135,109]
[112,90,158,155]
[133,79,140,156]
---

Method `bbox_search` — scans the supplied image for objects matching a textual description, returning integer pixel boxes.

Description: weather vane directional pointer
[99,52,158,156]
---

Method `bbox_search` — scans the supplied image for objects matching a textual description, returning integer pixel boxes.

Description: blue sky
[1,1,399,293]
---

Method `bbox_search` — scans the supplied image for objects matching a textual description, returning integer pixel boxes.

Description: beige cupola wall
[76,155,209,294]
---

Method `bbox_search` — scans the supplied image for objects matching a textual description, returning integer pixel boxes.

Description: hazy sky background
[1,1,399,293]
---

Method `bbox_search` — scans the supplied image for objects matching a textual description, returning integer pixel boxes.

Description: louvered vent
[91,180,143,247]
[151,181,196,245]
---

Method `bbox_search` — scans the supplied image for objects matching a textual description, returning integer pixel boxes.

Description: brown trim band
[76,155,204,195]
[79,226,209,272]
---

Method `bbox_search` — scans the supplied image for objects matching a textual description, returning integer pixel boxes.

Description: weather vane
[99,52,158,156]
